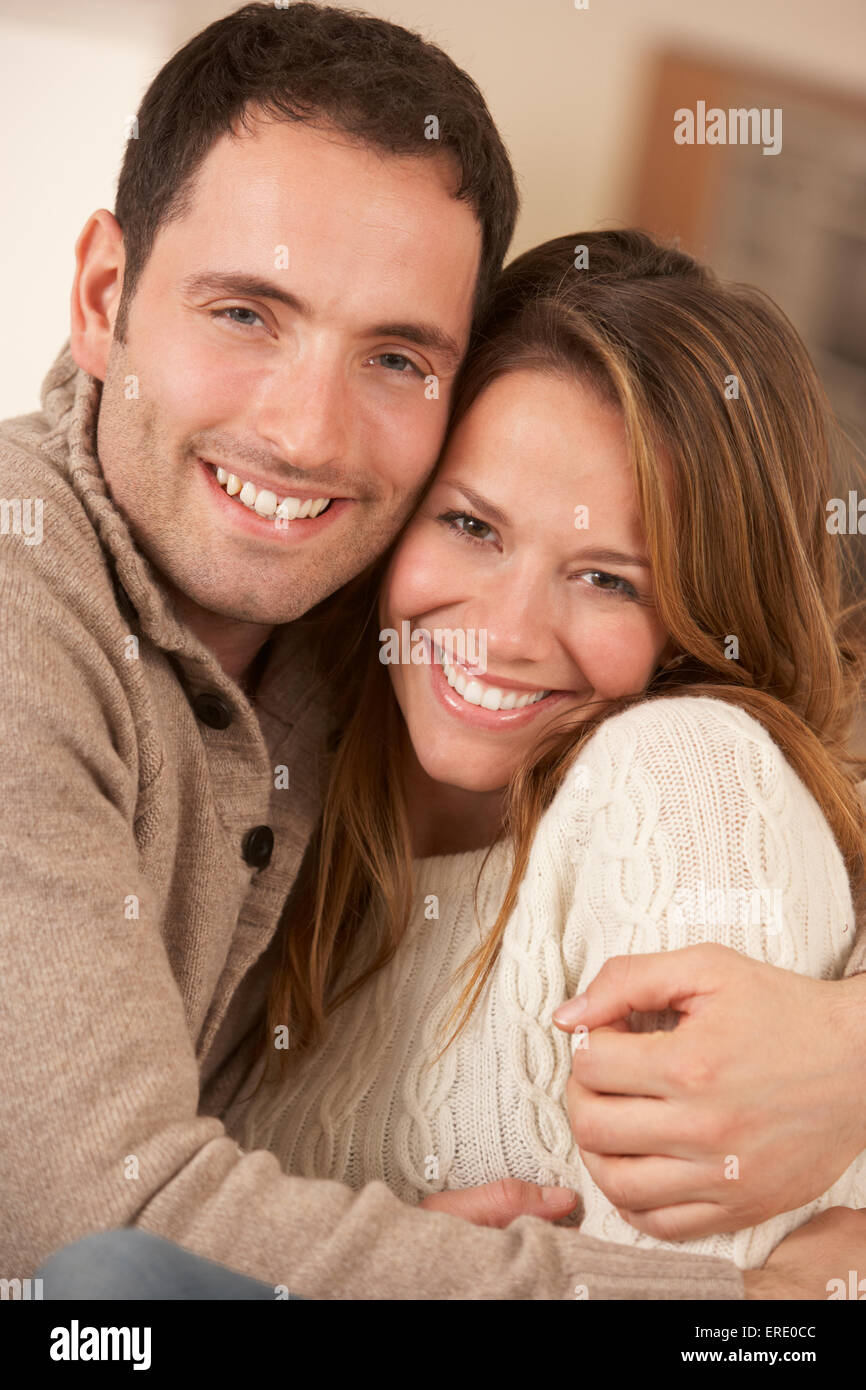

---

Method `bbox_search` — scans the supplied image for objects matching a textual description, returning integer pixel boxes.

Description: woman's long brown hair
[258,228,866,1083]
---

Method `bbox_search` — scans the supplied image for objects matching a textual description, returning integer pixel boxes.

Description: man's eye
[211,306,265,329]
[368,352,425,377]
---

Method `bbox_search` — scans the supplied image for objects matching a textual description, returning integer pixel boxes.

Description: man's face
[93,115,481,625]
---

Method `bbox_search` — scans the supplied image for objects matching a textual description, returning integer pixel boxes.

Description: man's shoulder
[0,401,109,600]
[0,401,68,487]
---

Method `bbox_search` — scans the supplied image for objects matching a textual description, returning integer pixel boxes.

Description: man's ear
[69,209,126,382]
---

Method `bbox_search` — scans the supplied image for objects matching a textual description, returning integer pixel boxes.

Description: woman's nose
[469,571,558,668]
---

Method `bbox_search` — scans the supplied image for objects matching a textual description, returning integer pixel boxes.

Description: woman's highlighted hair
[260,228,866,1075]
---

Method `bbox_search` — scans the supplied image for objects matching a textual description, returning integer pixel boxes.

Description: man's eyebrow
[449,482,650,567]
[180,271,309,314]
[179,271,463,369]
[368,321,463,370]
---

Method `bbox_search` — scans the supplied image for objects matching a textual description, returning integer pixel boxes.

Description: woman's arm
[419,1185,866,1300]
[555,694,866,1269]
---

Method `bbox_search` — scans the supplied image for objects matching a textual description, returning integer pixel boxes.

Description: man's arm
[552,701,866,1246]
[742,1208,866,1300]
[555,948,866,1238]
[0,567,745,1300]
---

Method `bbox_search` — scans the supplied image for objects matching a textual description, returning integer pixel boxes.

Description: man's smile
[198,456,352,539]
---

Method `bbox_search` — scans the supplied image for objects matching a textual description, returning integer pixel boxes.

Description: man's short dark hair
[113,1,519,341]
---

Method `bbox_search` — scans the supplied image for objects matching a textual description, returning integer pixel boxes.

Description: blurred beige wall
[1,0,864,417]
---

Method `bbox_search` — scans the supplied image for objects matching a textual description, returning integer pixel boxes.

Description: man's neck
[164,581,275,691]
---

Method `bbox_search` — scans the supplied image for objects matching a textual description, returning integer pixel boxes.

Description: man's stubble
[94,337,425,629]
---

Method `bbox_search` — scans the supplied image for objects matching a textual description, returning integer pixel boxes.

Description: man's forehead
[170,119,478,265]
[191,112,465,209]
[157,123,481,340]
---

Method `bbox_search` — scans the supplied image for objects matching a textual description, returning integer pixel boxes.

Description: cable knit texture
[1,343,752,1298]
[240,694,866,1270]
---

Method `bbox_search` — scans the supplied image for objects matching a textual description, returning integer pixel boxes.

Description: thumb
[419,1179,579,1228]
[552,946,727,1033]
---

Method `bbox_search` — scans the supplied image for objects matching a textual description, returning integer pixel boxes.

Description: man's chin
[171,592,319,629]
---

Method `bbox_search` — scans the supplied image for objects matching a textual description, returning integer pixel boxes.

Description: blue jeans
[36,1229,305,1300]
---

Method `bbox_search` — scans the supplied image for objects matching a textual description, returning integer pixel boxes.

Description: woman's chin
[414,752,510,797]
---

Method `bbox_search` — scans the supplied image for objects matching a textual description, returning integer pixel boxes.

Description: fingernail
[553,995,587,1027]
[542,1186,578,1206]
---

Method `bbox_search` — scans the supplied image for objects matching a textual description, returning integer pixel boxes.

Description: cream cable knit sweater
[240,694,866,1269]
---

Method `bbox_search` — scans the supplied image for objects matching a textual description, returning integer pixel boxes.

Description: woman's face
[380,368,673,793]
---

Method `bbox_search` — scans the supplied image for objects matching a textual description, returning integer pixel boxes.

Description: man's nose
[254,344,350,473]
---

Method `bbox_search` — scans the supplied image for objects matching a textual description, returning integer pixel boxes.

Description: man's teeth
[437,647,551,711]
[213,465,332,519]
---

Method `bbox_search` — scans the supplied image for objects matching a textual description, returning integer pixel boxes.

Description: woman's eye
[367,352,425,377]
[577,570,638,599]
[211,306,266,330]
[438,510,495,544]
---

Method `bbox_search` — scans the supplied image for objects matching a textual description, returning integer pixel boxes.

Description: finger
[420,1179,579,1227]
[569,1026,676,1097]
[567,1085,704,1156]
[580,1149,726,1212]
[568,1016,631,1034]
[553,946,731,1032]
[616,1201,736,1241]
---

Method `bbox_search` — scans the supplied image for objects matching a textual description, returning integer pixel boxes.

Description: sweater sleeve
[842,779,866,976]
[0,569,744,1301]
[555,694,864,1271]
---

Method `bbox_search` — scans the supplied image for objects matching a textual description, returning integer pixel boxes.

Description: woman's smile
[428,633,574,729]
[382,368,671,794]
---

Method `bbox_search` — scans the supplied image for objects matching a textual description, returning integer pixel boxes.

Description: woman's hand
[419,1178,580,1227]
[744,1208,866,1299]
[553,945,866,1239]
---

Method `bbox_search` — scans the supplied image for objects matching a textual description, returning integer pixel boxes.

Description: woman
[236,229,866,1269]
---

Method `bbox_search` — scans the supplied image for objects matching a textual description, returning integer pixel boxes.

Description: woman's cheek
[384,524,459,624]
[576,610,663,697]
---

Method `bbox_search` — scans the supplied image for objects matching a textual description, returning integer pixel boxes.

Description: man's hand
[419,1179,579,1227]
[744,1208,866,1299]
[552,945,866,1239]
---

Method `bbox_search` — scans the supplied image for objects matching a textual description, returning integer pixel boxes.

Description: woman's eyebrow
[450,482,510,526]
[569,546,650,568]
[179,271,462,367]
[448,484,650,568]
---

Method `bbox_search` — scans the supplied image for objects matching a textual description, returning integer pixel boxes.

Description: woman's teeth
[213,465,332,520]
[437,646,551,711]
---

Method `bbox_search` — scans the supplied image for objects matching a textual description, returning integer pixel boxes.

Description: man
[1,2,863,1300]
